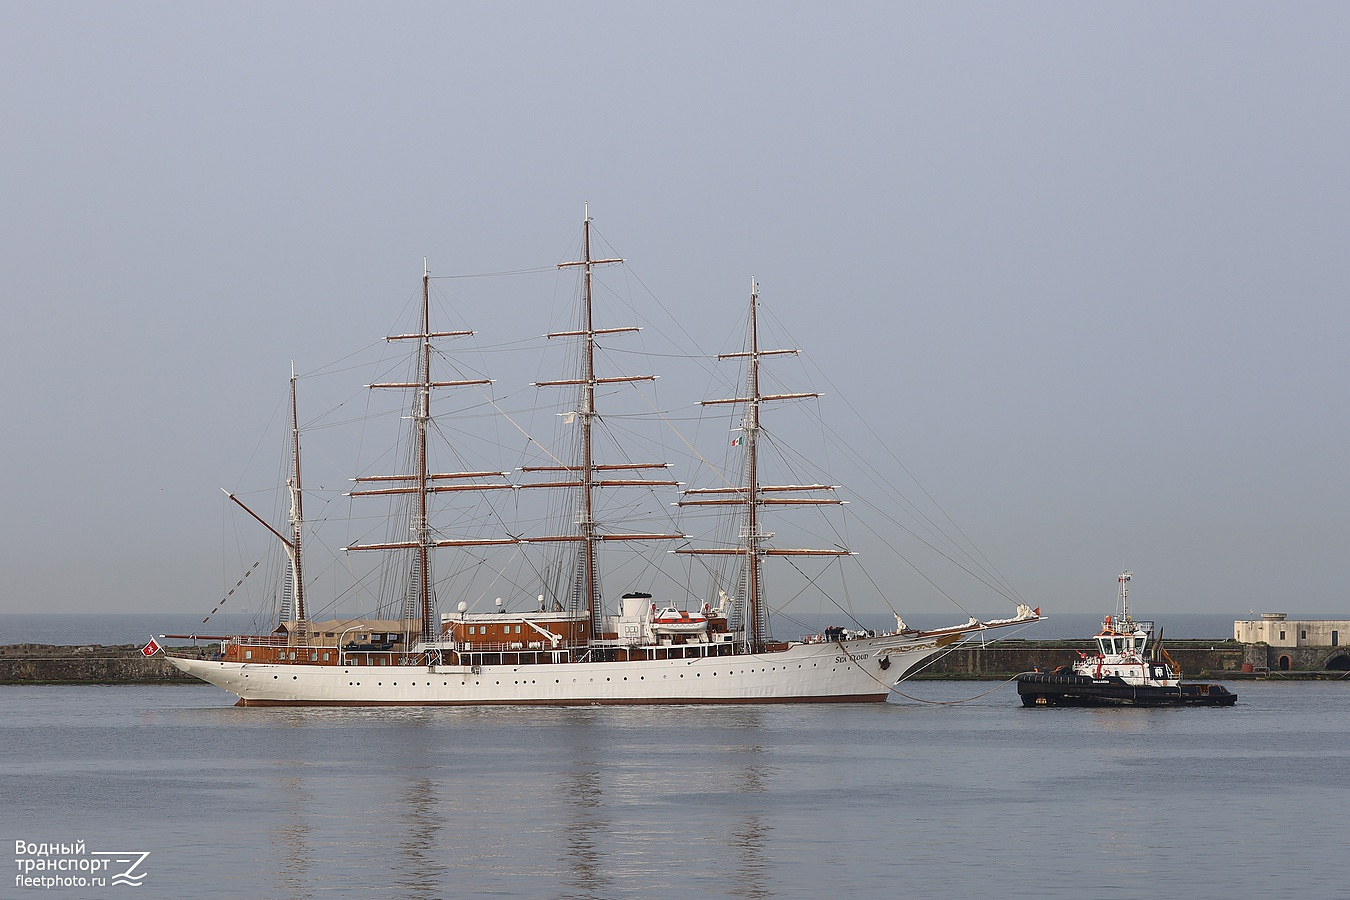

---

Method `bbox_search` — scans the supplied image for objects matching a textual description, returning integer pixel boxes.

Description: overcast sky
[2,2,1347,620]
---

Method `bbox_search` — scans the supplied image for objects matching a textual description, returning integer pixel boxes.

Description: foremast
[220,364,310,643]
[344,263,516,647]
[528,210,683,640]
[285,364,307,637]
[678,281,850,651]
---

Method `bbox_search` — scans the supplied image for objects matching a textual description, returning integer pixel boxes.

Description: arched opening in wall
[1278,655,1292,671]
[1327,655,1350,671]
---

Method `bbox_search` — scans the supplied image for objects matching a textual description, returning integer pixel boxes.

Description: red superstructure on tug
[1017,571,1236,707]
[161,214,1039,706]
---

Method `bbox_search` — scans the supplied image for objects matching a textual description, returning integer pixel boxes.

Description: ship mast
[345,262,516,648]
[529,208,682,640]
[220,367,309,642]
[1118,570,1132,625]
[286,363,307,631]
[679,280,850,650]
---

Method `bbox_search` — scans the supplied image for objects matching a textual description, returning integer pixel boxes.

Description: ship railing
[453,640,555,653]
[226,634,294,648]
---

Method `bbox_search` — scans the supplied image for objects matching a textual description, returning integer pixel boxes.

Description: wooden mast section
[343,263,516,648]
[532,210,683,640]
[677,280,850,651]
[286,363,307,632]
[220,365,309,642]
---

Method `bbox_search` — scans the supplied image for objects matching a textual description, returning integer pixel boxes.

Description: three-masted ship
[164,216,1039,705]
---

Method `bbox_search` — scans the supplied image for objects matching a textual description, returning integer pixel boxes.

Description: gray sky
[2,2,1347,619]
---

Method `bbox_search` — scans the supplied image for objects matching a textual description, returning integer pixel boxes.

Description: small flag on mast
[141,638,161,657]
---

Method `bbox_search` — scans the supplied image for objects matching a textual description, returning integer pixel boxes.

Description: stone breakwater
[905,640,1249,679]
[0,640,1291,685]
[0,644,211,684]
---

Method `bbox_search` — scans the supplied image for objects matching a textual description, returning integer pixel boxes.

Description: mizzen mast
[678,280,849,650]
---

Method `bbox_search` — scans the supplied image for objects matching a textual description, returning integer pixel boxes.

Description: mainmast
[345,263,515,648]
[679,280,849,650]
[529,209,682,639]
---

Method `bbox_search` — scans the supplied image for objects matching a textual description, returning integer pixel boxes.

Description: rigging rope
[200,560,261,625]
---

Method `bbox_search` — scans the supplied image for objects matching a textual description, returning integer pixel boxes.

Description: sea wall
[909,640,1247,679]
[0,644,206,684]
[0,641,1337,684]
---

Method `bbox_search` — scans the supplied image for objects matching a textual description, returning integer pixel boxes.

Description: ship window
[515,625,522,634]
[245,650,252,660]
[322,652,330,661]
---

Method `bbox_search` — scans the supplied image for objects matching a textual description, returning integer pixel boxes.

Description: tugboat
[1017,572,1236,707]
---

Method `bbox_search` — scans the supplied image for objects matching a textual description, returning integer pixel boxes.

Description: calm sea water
[3,681,1345,898]
[0,612,1241,647]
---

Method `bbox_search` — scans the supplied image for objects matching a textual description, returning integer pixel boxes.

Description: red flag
[141,638,161,657]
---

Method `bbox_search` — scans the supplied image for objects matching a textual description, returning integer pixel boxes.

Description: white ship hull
[166,632,957,706]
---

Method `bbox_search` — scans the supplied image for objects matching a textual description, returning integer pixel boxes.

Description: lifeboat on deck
[651,604,710,635]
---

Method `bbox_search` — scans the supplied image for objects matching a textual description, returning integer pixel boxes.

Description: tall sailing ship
[164,215,1039,705]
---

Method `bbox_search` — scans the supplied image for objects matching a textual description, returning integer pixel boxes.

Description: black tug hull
[1017,672,1237,707]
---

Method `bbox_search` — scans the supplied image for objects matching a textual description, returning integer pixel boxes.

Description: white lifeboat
[651,604,710,634]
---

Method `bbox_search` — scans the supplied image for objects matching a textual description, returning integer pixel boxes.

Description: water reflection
[558,710,614,900]
[729,740,772,899]
[270,763,313,900]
